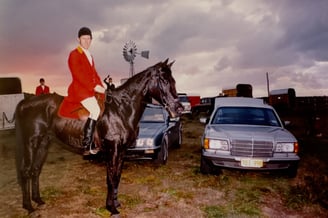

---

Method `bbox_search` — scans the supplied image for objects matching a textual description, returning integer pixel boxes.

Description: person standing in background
[35,78,50,95]
[104,76,115,90]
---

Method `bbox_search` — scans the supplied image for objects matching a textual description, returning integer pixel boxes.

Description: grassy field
[0,116,327,217]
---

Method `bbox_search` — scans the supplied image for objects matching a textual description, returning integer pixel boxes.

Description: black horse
[15,59,183,216]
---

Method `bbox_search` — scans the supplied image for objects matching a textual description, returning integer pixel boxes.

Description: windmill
[123,40,149,77]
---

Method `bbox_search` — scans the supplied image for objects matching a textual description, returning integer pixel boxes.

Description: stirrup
[83,146,100,156]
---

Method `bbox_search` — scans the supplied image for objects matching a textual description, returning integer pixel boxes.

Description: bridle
[146,66,174,111]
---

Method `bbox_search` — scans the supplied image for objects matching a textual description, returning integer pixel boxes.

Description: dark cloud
[0,0,327,96]
[275,0,328,61]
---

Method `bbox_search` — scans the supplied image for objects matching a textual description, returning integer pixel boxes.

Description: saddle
[58,93,105,120]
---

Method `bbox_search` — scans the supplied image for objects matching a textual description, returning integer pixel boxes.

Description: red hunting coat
[35,85,50,96]
[59,46,104,119]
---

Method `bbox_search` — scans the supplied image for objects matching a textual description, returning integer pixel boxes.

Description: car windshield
[211,106,281,126]
[178,95,189,102]
[201,98,210,104]
[141,107,165,122]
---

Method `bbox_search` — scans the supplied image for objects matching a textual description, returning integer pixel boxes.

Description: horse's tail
[15,101,23,186]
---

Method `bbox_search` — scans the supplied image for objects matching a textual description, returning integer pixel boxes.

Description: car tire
[156,139,168,165]
[200,156,221,175]
[285,163,298,178]
[174,125,182,148]
[192,109,199,119]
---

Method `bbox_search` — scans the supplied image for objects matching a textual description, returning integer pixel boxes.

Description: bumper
[202,150,300,171]
[126,146,160,159]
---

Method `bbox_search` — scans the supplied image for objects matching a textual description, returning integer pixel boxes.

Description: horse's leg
[20,137,38,213]
[104,141,121,215]
[31,135,50,206]
[20,170,33,212]
[113,150,126,208]
[105,162,120,215]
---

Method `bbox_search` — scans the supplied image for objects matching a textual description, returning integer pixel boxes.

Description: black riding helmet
[78,27,92,39]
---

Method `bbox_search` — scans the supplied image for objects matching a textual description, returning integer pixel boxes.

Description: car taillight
[294,142,299,153]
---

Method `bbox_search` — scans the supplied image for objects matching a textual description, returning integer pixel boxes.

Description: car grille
[230,139,273,157]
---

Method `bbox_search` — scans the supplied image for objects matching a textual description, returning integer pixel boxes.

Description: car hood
[206,125,296,142]
[138,123,166,138]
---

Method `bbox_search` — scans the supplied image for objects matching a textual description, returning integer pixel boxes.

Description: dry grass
[0,117,327,217]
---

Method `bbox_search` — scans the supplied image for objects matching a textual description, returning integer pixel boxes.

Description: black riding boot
[82,118,99,155]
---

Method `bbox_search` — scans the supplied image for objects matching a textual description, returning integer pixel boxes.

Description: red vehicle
[188,95,200,108]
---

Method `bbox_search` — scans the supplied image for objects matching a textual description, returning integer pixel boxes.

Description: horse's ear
[168,60,175,68]
[163,58,169,65]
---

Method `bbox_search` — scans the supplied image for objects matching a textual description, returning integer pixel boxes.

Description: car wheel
[200,155,212,174]
[285,163,298,178]
[174,125,182,148]
[200,155,221,175]
[192,109,199,119]
[156,139,168,165]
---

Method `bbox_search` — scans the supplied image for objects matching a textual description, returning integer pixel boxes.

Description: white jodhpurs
[81,96,100,120]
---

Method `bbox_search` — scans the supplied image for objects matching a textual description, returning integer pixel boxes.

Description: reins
[103,64,172,110]
[157,74,170,110]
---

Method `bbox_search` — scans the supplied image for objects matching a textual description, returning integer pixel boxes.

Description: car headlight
[204,138,229,151]
[275,142,298,153]
[136,138,154,147]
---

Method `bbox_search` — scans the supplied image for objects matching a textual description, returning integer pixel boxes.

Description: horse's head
[146,59,184,117]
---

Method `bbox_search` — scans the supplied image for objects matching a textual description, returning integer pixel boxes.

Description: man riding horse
[15,26,184,216]
[62,27,104,156]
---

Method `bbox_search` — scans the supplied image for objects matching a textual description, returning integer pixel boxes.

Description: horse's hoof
[33,197,45,205]
[114,200,121,208]
[106,205,119,216]
[38,200,45,206]
[23,204,35,214]
[111,214,121,218]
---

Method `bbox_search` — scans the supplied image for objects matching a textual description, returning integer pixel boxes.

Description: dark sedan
[126,104,182,164]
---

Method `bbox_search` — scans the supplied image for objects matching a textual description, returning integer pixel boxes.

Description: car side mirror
[199,117,209,124]
[170,117,180,122]
[283,120,291,127]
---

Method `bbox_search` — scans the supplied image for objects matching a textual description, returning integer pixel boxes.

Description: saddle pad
[58,93,105,120]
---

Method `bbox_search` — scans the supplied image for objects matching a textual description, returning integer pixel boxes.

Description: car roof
[214,97,272,109]
[146,103,163,109]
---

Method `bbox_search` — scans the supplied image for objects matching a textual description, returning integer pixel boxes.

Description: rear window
[178,95,189,103]
[141,107,165,122]
[211,107,281,126]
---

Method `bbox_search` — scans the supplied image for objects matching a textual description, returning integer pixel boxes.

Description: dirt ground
[0,117,327,218]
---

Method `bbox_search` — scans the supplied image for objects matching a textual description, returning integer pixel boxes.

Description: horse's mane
[115,61,162,91]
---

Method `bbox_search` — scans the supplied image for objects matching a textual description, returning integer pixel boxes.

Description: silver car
[200,97,300,177]
[126,104,182,164]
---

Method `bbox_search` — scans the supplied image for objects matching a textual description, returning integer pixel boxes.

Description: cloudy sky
[1,0,328,97]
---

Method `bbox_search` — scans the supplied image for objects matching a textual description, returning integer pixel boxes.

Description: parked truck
[0,77,24,130]
[222,84,253,97]
[191,96,218,118]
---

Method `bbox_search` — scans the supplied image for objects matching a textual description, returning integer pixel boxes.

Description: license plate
[240,159,263,168]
